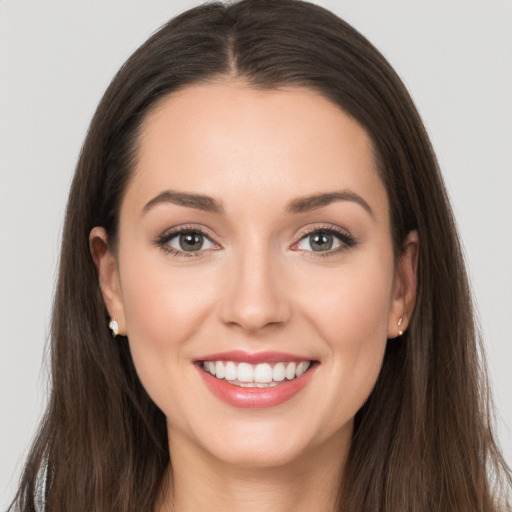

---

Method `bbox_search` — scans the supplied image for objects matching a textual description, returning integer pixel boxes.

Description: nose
[219,246,292,335]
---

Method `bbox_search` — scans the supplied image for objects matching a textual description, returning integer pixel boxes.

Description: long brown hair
[10,0,511,510]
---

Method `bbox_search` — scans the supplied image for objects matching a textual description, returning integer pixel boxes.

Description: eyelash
[293,225,357,257]
[153,224,357,258]
[154,225,215,258]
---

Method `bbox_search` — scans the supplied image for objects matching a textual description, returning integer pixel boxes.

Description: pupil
[179,232,203,251]
[311,232,333,251]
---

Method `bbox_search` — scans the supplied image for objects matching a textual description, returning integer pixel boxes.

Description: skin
[90,81,418,512]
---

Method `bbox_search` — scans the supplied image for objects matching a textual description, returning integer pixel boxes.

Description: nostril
[217,258,293,331]
[220,299,291,333]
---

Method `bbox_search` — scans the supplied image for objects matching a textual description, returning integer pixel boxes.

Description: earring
[397,317,404,336]
[108,317,119,337]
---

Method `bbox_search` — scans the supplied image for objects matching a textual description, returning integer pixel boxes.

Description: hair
[10,0,511,511]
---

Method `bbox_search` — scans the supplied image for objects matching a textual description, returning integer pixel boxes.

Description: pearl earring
[108,317,119,337]
[398,316,404,336]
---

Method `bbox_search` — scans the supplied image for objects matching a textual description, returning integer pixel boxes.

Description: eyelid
[290,224,357,255]
[153,224,221,257]
[153,222,356,258]
[296,223,351,238]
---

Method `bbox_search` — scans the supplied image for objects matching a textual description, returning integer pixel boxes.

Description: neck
[156,425,351,512]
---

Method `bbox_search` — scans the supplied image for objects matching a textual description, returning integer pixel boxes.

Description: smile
[201,360,311,387]
[196,351,317,408]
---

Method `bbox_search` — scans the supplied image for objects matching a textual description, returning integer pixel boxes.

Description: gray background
[1,0,511,507]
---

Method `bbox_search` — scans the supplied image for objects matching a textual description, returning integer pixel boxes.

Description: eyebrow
[142,190,224,215]
[142,189,373,218]
[285,191,374,218]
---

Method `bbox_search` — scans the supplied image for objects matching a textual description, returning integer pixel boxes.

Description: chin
[208,439,309,469]
[190,416,335,470]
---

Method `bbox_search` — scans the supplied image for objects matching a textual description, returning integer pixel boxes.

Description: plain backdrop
[1,0,511,507]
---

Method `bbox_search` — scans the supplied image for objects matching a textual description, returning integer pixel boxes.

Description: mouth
[195,351,318,408]
[199,360,312,388]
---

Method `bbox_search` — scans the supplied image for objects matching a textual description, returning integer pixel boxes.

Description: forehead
[125,81,388,219]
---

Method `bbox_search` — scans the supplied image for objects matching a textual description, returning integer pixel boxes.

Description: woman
[9,0,511,510]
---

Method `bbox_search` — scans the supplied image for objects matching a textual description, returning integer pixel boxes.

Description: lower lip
[197,364,316,409]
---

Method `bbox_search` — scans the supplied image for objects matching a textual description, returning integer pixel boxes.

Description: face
[91,81,417,470]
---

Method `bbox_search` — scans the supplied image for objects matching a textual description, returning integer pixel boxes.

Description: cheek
[298,251,394,344]
[294,251,394,419]
[117,248,219,407]
[120,236,219,337]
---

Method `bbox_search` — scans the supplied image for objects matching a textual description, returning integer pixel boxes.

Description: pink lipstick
[195,351,317,408]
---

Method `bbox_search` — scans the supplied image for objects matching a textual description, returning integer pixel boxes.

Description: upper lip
[196,350,313,364]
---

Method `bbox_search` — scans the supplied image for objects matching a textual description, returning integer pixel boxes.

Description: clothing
[10,460,46,512]
[34,458,48,512]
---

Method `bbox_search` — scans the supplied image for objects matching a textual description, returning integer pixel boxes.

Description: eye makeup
[153,224,220,257]
[153,222,358,259]
[291,224,357,257]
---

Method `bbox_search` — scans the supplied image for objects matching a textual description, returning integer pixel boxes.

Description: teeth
[201,360,311,386]
[237,381,279,388]
[285,362,296,380]
[296,361,309,377]
[215,361,225,379]
[225,361,237,381]
[273,362,285,382]
[254,363,273,383]
[238,362,253,382]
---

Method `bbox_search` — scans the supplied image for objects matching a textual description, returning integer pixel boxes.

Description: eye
[169,231,214,252]
[293,227,356,254]
[155,228,219,256]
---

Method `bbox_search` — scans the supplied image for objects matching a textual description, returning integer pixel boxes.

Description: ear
[387,230,419,338]
[89,227,126,336]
